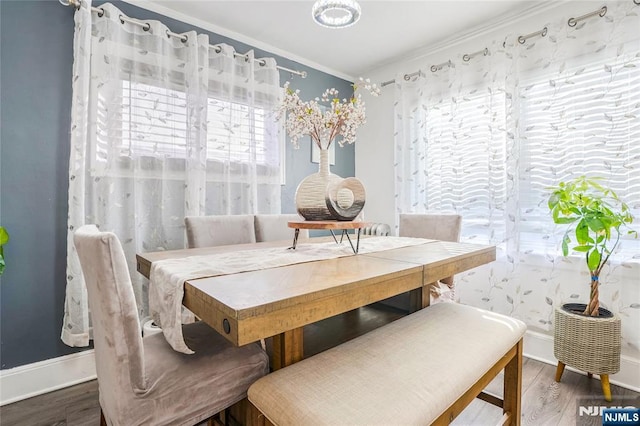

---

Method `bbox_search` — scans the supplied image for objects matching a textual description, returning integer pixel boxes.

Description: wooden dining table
[136,238,495,370]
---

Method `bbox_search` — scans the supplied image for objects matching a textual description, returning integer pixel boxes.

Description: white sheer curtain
[394,39,512,249]
[394,1,640,355]
[62,1,281,347]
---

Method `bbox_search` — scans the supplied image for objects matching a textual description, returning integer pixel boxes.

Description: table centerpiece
[278,78,380,221]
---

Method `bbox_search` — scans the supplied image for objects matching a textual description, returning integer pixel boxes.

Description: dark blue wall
[0,0,353,369]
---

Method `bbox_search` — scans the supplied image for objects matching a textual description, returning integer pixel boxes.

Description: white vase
[295,147,342,221]
[295,144,367,221]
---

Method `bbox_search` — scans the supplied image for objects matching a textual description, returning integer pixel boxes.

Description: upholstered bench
[247,303,527,426]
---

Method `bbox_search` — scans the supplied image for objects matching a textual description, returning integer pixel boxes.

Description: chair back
[399,214,462,286]
[399,214,461,242]
[73,225,146,413]
[254,214,309,242]
[185,215,256,248]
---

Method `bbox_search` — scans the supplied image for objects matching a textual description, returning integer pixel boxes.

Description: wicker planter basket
[554,304,621,375]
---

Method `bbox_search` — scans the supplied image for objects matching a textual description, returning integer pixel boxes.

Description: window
[518,59,640,257]
[119,80,188,159]
[422,90,508,245]
[94,79,280,180]
[414,57,639,257]
[207,97,269,165]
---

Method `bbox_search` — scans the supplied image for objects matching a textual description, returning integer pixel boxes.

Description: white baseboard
[1,332,638,406]
[523,330,640,393]
[0,350,96,406]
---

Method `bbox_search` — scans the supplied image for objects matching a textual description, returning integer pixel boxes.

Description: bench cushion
[248,303,526,426]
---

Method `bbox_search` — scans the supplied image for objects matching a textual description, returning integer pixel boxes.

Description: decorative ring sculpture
[325,177,366,221]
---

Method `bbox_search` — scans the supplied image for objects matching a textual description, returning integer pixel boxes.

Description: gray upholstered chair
[184,214,256,248]
[73,225,269,426]
[399,213,462,303]
[254,214,309,243]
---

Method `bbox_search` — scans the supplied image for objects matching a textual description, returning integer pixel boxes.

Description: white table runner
[149,236,433,353]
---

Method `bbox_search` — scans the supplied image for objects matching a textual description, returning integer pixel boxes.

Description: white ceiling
[127,0,556,80]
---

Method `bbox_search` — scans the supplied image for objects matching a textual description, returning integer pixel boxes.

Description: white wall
[356,89,396,228]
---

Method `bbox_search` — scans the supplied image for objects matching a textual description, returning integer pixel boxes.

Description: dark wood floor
[2,303,638,426]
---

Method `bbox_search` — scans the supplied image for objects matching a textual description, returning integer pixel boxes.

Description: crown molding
[363,0,569,77]
[120,0,355,82]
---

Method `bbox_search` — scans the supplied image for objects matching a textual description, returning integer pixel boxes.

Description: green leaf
[548,193,560,209]
[0,227,9,246]
[561,235,569,256]
[575,219,589,244]
[573,245,591,252]
[569,207,581,215]
[0,256,4,275]
[588,249,601,271]
[554,217,577,225]
[586,218,605,232]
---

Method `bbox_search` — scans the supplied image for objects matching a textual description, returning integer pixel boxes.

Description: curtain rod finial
[59,0,82,10]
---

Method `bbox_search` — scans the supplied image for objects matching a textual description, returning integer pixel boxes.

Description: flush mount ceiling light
[312,0,361,29]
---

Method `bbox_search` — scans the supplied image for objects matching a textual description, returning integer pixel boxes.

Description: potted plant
[0,226,9,276]
[547,175,636,401]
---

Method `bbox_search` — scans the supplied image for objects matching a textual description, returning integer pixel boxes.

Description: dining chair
[73,225,269,426]
[184,214,256,248]
[399,213,462,303]
[254,214,309,242]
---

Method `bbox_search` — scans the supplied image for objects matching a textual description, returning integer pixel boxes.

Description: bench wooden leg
[246,399,276,426]
[432,340,523,425]
[503,339,523,426]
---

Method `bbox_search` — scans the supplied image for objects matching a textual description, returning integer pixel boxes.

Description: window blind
[424,91,508,245]
[418,58,639,256]
[95,79,274,173]
[519,59,640,256]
